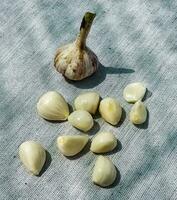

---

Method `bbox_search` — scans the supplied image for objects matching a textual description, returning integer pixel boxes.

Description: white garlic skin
[68,110,94,132]
[130,100,147,124]
[57,135,89,156]
[74,92,100,114]
[123,82,146,103]
[90,132,117,153]
[19,141,46,176]
[92,156,117,187]
[37,91,69,121]
[99,97,122,125]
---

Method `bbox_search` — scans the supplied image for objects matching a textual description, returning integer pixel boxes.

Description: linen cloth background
[1,0,177,199]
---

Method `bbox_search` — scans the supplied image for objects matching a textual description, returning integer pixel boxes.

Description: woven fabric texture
[1,0,177,199]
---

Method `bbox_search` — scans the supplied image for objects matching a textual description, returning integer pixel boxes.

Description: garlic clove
[57,135,89,156]
[74,92,100,114]
[54,12,98,80]
[92,156,117,187]
[37,91,69,121]
[68,110,94,132]
[99,97,122,125]
[90,132,117,153]
[123,82,146,103]
[19,141,46,176]
[129,100,147,124]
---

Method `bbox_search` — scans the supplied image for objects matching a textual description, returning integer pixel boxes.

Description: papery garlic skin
[99,97,122,125]
[123,82,146,103]
[54,12,98,80]
[74,92,100,114]
[57,135,89,156]
[92,156,117,187]
[19,141,46,176]
[68,110,94,132]
[130,100,147,124]
[90,132,117,153]
[37,91,69,121]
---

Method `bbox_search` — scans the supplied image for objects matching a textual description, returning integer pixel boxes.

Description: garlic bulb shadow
[66,62,135,89]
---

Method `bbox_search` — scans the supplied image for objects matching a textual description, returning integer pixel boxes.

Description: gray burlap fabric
[1,0,177,199]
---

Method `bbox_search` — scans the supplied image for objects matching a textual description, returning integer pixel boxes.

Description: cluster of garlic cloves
[19,80,150,187]
[54,12,98,81]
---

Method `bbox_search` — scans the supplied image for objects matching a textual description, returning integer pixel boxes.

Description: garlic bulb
[92,156,117,187]
[123,82,146,103]
[130,100,147,124]
[68,110,94,132]
[19,141,46,176]
[74,92,100,114]
[37,91,69,121]
[54,12,98,80]
[57,135,89,156]
[99,97,122,125]
[90,132,117,153]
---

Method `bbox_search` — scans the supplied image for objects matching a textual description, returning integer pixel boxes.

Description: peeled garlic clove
[90,132,117,153]
[19,141,46,176]
[123,82,146,103]
[57,135,89,156]
[54,12,98,80]
[99,97,122,125]
[74,92,100,114]
[37,91,69,121]
[130,100,147,124]
[92,156,117,187]
[68,110,94,132]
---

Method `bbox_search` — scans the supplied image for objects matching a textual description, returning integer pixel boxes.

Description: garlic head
[37,91,69,121]
[54,12,98,80]
[90,132,117,153]
[57,135,89,156]
[74,92,100,114]
[19,141,46,176]
[92,156,117,187]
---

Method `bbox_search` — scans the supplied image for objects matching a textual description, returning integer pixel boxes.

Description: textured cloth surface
[1,0,177,199]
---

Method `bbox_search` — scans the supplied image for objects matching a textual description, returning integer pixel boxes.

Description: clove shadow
[88,121,101,135]
[134,109,149,129]
[115,108,126,127]
[103,140,122,156]
[105,167,121,188]
[66,140,91,160]
[93,109,101,120]
[68,103,74,113]
[142,89,152,101]
[65,62,135,89]
[38,150,52,176]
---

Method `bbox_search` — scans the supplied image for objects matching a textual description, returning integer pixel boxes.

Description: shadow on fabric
[64,62,135,88]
